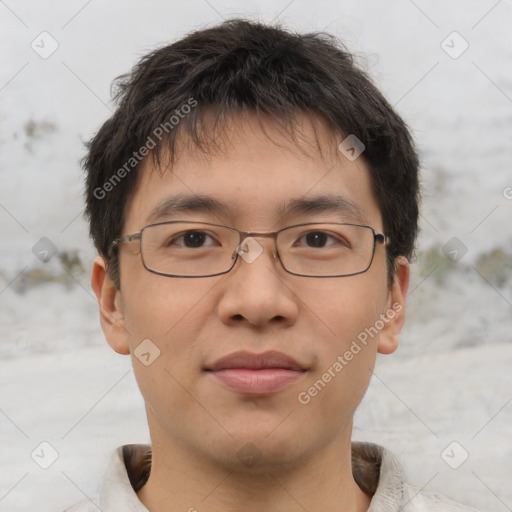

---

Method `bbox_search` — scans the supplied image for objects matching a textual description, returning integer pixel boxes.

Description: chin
[203,422,318,474]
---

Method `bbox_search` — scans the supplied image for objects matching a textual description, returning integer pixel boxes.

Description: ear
[377,256,410,355]
[91,256,130,355]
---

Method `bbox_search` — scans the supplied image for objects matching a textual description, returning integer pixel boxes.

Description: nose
[216,236,299,329]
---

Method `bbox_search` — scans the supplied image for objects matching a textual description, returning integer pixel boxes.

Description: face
[92,113,409,474]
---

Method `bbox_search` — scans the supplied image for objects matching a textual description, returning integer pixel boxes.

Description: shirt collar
[98,441,406,511]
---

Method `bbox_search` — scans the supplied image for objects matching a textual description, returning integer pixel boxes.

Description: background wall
[0,0,511,510]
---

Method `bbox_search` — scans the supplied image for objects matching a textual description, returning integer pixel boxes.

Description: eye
[168,230,218,248]
[296,230,350,249]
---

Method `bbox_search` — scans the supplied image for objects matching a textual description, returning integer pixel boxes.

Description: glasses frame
[109,220,390,278]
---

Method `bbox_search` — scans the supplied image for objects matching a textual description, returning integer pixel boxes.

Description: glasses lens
[141,222,239,276]
[277,223,376,276]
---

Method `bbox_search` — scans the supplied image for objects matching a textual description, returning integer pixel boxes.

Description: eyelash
[167,230,349,249]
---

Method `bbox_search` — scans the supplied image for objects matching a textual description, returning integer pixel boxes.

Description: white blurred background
[0,1,511,510]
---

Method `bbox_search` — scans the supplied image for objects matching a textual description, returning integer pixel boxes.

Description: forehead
[124,113,382,232]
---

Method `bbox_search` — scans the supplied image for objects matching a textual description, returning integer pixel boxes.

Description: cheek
[294,271,388,405]
[122,277,217,438]
[122,268,214,343]
[297,269,388,344]
[121,273,218,397]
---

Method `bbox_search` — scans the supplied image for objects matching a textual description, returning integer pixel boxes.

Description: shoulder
[403,485,480,512]
[62,498,100,512]
[61,444,151,512]
[351,442,480,512]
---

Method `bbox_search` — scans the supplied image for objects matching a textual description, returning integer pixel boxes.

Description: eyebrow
[145,193,369,225]
[145,195,233,224]
[276,195,369,225]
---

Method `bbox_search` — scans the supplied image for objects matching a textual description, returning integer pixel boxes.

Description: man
[70,19,477,511]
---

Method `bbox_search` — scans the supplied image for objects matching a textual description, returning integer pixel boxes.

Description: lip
[205,350,307,395]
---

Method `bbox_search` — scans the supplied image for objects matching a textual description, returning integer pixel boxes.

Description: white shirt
[64,442,478,511]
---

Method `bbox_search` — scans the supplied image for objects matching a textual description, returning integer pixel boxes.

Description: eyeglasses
[110,221,389,278]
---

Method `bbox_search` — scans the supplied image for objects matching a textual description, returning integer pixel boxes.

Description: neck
[137,431,371,512]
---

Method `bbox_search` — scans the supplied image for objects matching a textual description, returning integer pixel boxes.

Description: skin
[91,113,409,512]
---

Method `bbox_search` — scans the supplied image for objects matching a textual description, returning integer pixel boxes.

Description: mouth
[205,350,308,396]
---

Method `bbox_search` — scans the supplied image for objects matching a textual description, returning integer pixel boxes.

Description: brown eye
[167,230,217,248]
[295,230,349,249]
[182,231,207,247]
[305,231,329,248]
